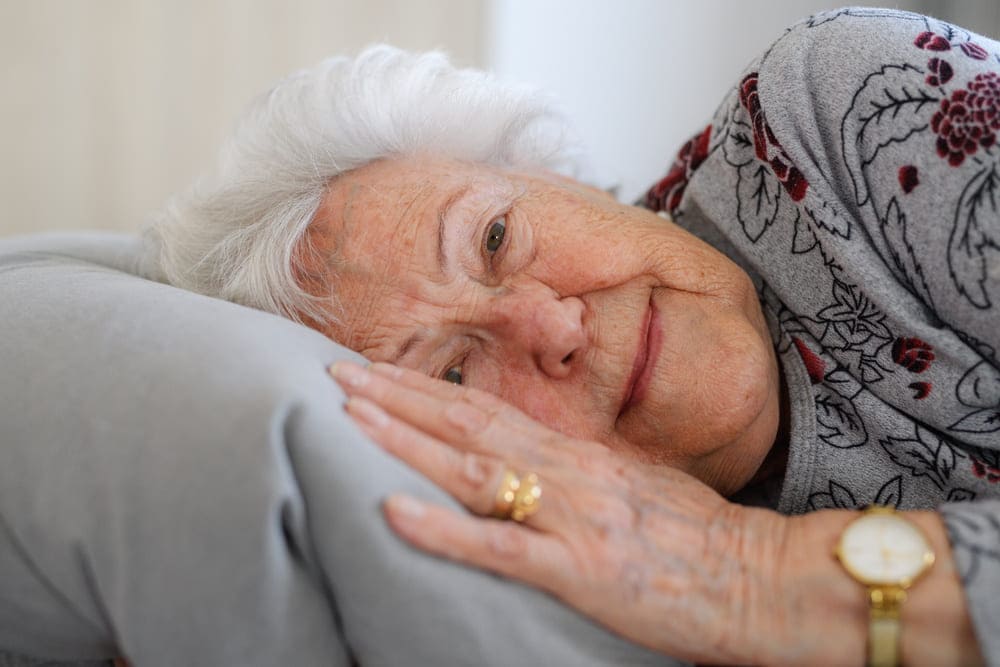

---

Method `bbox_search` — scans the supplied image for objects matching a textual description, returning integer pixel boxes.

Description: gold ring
[493,469,520,519]
[511,472,542,522]
[492,468,542,522]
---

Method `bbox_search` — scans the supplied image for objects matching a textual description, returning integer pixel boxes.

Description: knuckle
[457,452,504,515]
[598,494,642,534]
[487,523,529,559]
[462,385,501,409]
[462,387,524,426]
[444,400,490,437]
[458,451,494,490]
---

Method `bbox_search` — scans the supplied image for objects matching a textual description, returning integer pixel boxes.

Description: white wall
[0,0,484,237]
[4,1,998,238]
[485,0,989,203]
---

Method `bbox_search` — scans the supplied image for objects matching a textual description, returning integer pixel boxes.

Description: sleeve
[736,9,1000,661]
[938,498,1000,663]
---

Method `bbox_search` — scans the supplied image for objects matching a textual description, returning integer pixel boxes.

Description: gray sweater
[642,8,1000,664]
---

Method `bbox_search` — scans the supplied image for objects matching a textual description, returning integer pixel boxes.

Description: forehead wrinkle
[340,179,444,361]
[392,181,430,239]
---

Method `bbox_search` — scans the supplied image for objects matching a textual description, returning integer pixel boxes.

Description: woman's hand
[331,360,792,665]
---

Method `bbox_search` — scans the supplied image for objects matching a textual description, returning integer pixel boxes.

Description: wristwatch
[835,506,935,667]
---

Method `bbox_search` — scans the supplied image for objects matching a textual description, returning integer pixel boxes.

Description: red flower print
[931,72,1000,166]
[898,165,919,193]
[739,74,769,163]
[915,31,951,51]
[972,458,1000,483]
[792,337,826,384]
[892,337,935,373]
[644,125,711,215]
[959,42,988,60]
[926,57,953,86]
[908,381,932,399]
[738,73,808,201]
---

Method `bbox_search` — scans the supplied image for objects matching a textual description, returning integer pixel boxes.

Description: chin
[695,347,782,496]
[614,339,780,483]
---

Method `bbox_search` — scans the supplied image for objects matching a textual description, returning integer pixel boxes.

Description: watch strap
[868,586,906,667]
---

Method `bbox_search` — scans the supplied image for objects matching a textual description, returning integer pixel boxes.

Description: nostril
[561,352,574,364]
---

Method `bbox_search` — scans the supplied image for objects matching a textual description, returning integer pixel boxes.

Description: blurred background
[2,0,998,237]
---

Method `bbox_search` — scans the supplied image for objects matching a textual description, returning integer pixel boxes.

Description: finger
[367,364,613,464]
[348,396,560,528]
[382,493,574,597]
[342,360,522,431]
[332,361,605,466]
[334,360,490,407]
[333,361,546,461]
[369,361,471,401]
[368,362,537,421]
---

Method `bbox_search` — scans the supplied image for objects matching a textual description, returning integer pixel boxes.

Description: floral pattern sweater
[641,8,1000,663]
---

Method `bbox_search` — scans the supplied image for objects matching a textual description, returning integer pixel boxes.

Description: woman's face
[312,155,781,494]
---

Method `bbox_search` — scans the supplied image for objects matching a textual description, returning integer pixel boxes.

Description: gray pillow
[0,233,678,666]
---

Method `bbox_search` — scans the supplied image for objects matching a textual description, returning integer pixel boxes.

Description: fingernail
[370,362,403,379]
[330,361,369,389]
[346,396,389,428]
[386,494,426,519]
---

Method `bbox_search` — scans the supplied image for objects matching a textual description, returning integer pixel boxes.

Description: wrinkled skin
[321,156,981,666]
[333,360,789,665]
[312,154,782,495]
[310,154,787,663]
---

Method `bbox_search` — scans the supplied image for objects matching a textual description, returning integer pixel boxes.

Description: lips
[621,293,662,415]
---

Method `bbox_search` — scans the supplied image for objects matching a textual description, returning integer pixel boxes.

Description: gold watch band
[868,586,907,667]
[837,507,934,667]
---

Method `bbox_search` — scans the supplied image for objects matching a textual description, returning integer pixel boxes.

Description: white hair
[144,45,585,327]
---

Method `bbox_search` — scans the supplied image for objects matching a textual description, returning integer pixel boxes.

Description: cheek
[495,375,566,430]
[484,367,602,440]
[621,295,775,466]
[530,206,647,292]
[665,301,770,408]
[633,220,749,303]
[677,325,771,426]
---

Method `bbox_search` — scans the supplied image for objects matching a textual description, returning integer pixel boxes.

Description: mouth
[620,292,662,416]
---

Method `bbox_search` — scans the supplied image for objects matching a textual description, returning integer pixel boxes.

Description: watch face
[837,511,935,585]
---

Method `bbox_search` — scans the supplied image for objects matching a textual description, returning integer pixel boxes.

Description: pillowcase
[0,233,676,666]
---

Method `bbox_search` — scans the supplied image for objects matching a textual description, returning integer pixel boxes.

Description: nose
[489,282,587,379]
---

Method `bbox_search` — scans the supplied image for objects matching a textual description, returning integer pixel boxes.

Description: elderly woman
[148,8,998,666]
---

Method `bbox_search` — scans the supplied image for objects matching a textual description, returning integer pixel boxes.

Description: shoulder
[757,8,982,95]
[754,7,1000,175]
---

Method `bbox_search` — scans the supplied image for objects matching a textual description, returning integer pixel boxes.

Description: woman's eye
[443,365,463,385]
[485,216,506,254]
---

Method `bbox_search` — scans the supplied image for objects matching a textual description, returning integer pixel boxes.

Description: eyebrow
[392,329,428,364]
[391,184,472,365]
